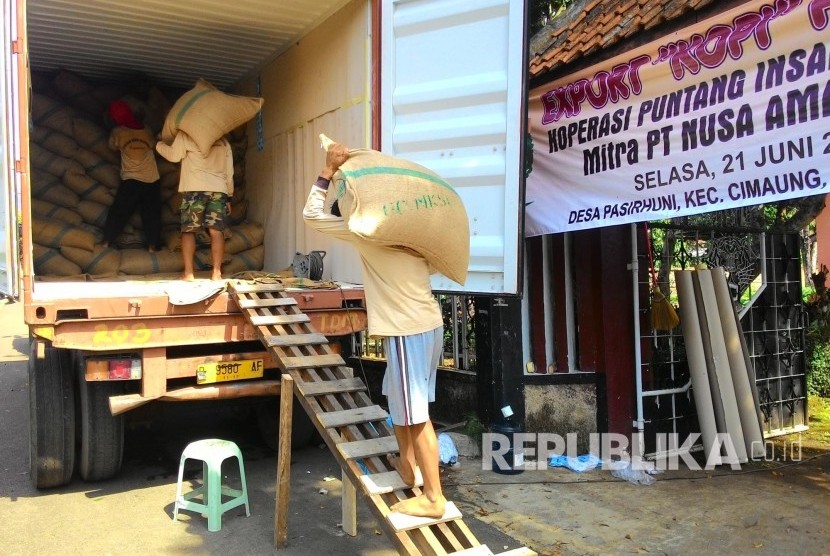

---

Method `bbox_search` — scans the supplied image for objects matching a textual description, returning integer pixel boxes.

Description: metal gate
[635,216,808,457]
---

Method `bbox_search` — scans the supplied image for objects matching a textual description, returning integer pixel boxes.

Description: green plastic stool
[173,439,250,532]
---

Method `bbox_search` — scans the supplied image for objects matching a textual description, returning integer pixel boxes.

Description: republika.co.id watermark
[481,432,803,471]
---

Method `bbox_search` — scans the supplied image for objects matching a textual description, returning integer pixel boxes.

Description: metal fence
[359,295,477,371]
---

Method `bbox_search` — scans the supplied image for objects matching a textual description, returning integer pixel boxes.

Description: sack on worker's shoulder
[334,149,470,285]
[161,79,263,154]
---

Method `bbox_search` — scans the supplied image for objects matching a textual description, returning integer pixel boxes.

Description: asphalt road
[0,299,518,555]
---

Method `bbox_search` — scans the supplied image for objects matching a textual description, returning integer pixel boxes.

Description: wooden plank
[249,314,310,326]
[274,374,294,548]
[318,406,388,429]
[387,502,462,532]
[338,436,399,460]
[265,333,328,348]
[296,377,366,397]
[360,469,423,495]
[449,546,494,556]
[237,297,297,309]
[341,470,357,537]
[229,282,285,293]
[282,353,344,369]
[496,549,537,556]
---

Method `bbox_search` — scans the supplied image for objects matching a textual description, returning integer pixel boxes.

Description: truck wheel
[77,355,125,482]
[256,397,316,451]
[29,340,75,489]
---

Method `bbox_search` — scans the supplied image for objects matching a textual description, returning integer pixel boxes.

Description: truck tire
[76,355,125,482]
[29,340,76,489]
[256,397,316,451]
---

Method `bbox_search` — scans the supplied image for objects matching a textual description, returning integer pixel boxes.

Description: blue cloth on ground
[548,453,602,472]
[438,433,458,465]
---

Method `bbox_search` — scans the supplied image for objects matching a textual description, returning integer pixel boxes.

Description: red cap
[108,100,142,129]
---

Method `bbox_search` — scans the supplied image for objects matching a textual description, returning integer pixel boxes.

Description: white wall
[240,0,369,283]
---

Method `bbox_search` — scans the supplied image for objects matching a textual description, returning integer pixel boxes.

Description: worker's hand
[321,143,349,180]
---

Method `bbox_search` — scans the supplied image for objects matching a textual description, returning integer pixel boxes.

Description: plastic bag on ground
[438,432,459,465]
[548,453,602,473]
[611,462,656,485]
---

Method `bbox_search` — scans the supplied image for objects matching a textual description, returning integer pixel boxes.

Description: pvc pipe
[712,267,765,458]
[696,269,748,462]
[675,270,718,462]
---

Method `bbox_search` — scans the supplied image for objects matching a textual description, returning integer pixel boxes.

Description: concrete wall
[524,383,597,454]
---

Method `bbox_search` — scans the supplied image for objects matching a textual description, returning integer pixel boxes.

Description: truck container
[1,0,525,488]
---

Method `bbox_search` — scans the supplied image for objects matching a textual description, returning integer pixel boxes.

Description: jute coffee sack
[30,143,84,178]
[118,249,183,275]
[61,245,122,275]
[330,144,470,285]
[161,79,263,154]
[63,171,114,205]
[32,199,83,226]
[31,126,80,159]
[34,243,82,276]
[224,221,264,255]
[33,218,97,251]
[77,200,109,228]
[223,245,264,275]
[194,248,232,271]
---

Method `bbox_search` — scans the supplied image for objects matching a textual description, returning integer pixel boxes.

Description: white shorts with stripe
[381,326,443,426]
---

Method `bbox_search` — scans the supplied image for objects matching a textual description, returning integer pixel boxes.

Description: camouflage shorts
[180,192,228,232]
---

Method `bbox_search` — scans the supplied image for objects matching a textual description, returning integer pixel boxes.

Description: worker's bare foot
[181,273,195,282]
[391,494,446,518]
[210,271,223,281]
[388,454,417,487]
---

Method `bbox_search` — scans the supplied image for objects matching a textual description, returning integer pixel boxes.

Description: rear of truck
[9,0,374,488]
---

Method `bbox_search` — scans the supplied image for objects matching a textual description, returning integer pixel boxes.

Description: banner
[526,0,830,236]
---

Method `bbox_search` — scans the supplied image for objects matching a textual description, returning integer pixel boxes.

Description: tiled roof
[529,0,717,78]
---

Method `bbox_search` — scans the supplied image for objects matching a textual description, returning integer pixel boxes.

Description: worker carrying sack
[162,79,263,154]
[323,135,470,285]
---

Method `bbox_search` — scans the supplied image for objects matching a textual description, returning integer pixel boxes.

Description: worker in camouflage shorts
[156,132,233,281]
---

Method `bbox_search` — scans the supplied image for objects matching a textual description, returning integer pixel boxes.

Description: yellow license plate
[197,359,264,384]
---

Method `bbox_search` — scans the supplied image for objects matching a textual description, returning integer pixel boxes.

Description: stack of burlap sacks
[29,70,265,278]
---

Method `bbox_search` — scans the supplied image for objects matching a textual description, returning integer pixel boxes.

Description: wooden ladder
[228,281,535,556]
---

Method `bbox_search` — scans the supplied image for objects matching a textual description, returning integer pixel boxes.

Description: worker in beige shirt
[102,100,162,251]
[156,131,233,281]
[303,141,447,519]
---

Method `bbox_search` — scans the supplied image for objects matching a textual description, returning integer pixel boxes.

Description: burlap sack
[229,199,248,225]
[224,221,264,254]
[31,94,75,136]
[52,70,108,117]
[72,118,119,164]
[115,228,146,249]
[73,148,120,189]
[161,204,178,226]
[30,143,84,178]
[63,172,114,205]
[34,243,82,277]
[33,218,97,251]
[61,245,122,275]
[194,248,233,271]
[31,126,80,159]
[78,223,104,243]
[32,199,83,226]
[162,226,182,251]
[118,249,183,275]
[223,245,265,275]
[157,158,179,176]
[161,79,263,154]
[31,171,80,208]
[146,87,172,134]
[161,171,180,191]
[333,148,470,285]
[166,192,183,214]
[77,200,109,228]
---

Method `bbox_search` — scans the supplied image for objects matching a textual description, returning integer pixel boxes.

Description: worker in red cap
[101,99,163,251]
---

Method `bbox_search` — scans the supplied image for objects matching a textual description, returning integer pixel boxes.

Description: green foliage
[463,413,485,447]
[529,0,573,35]
[805,265,830,397]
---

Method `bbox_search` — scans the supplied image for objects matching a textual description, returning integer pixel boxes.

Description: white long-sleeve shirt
[302,184,442,337]
[155,132,233,195]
